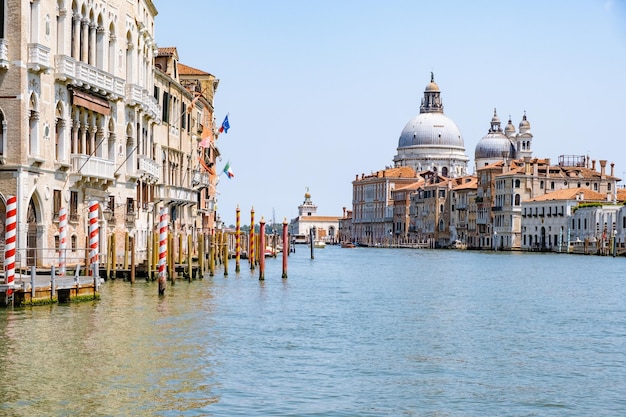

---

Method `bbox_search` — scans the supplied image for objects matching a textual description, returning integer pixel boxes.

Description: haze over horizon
[153,0,626,226]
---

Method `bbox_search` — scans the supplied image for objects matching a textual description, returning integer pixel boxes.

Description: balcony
[138,156,160,183]
[55,55,124,99]
[28,43,52,73]
[191,170,212,188]
[125,212,136,225]
[155,184,198,206]
[0,39,9,69]
[125,83,160,120]
[70,154,115,185]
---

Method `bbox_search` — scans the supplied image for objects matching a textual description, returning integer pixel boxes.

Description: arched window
[515,179,520,188]
[514,194,521,206]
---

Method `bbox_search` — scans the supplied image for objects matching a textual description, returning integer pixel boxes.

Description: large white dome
[398,112,464,148]
[393,73,469,177]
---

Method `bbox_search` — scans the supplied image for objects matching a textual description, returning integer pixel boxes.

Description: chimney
[343,206,346,218]
[524,156,531,175]
[600,160,606,177]
[545,158,550,177]
[611,162,615,177]
[591,160,596,171]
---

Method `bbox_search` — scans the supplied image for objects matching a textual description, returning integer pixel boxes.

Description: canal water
[1,246,625,416]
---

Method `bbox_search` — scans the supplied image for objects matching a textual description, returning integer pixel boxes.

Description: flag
[223,162,234,179]
[218,114,230,134]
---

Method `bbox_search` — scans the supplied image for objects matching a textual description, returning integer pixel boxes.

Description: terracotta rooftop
[157,47,178,56]
[178,62,213,76]
[527,187,607,202]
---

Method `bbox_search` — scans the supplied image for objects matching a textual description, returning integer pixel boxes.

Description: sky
[152,0,626,227]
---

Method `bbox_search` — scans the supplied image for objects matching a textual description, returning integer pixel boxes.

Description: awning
[72,90,111,115]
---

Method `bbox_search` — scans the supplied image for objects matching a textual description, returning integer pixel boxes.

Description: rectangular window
[162,92,170,123]
[53,189,62,219]
[70,191,78,222]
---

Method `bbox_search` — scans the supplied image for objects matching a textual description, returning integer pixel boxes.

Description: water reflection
[1,248,625,416]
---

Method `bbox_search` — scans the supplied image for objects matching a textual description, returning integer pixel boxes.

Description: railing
[71,154,115,181]
[138,156,160,181]
[192,170,211,188]
[125,84,160,118]
[155,184,198,204]
[28,43,52,72]
[55,55,125,97]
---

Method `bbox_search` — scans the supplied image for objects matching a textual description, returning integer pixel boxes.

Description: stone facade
[0,1,219,269]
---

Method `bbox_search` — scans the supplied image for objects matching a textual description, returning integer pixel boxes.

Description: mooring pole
[250,207,256,270]
[187,234,193,281]
[51,265,56,299]
[235,205,241,273]
[130,236,135,284]
[157,207,168,295]
[282,217,288,279]
[223,231,229,277]
[259,217,266,281]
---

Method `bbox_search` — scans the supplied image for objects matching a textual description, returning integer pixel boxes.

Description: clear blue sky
[153,0,626,227]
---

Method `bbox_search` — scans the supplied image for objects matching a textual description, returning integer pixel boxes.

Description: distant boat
[292,234,307,244]
[341,242,356,248]
[313,240,326,248]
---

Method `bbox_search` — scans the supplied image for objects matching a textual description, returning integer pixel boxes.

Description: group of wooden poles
[101,206,290,294]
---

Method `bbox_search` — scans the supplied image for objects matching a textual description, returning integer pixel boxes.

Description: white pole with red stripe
[58,206,67,276]
[4,195,17,298]
[158,207,168,295]
[88,200,99,284]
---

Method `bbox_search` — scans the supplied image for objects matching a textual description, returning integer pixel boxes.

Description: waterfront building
[393,73,469,177]
[0,0,159,267]
[391,178,424,242]
[0,1,219,269]
[151,48,218,258]
[492,156,620,250]
[450,175,478,246]
[338,207,353,244]
[409,172,452,247]
[351,166,419,245]
[522,188,607,251]
[289,190,339,243]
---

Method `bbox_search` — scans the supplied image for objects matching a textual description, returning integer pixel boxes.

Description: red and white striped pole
[235,205,241,273]
[250,207,255,270]
[58,206,67,276]
[158,207,168,295]
[88,200,99,278]
[4,196,17,296]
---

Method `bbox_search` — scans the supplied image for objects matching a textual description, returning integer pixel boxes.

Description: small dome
[425,80,440,93]
[491,111,500,125]
[424,71,440,93]
[475,132,516,160]
[505,116,516,135]
[519,112,530,132]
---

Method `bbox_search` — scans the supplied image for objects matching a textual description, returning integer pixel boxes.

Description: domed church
[393,73,469,177]
[474,109,533,169]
